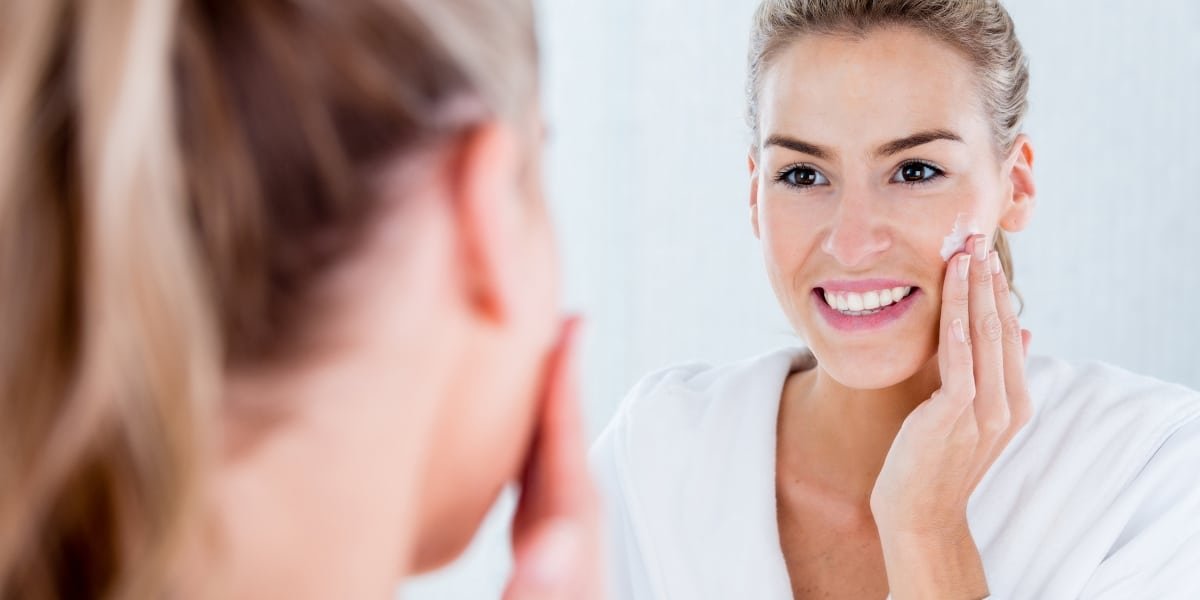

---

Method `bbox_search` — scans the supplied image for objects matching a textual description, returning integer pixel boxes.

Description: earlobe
[1001,135,1037,233]
[452,120,522,323]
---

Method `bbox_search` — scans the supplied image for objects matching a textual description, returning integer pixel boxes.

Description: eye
[891,161,945,185]
[776,165,830,188]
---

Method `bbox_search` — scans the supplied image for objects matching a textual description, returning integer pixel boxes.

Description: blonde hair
[747,0,1029,303]
[0,0,536,597]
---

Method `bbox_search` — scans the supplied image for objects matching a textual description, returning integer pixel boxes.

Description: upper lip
[815,278,919,293]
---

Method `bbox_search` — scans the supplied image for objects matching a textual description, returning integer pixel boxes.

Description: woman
[0,0,599,598]
[590,1,1200,598]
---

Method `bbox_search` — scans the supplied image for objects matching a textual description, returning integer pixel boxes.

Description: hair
[0,0,537,597]
[747,0,1029,305]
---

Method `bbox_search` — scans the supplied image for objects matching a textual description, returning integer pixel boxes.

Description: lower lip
[813,288,921,333]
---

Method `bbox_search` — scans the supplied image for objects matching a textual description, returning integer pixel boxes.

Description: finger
[991,257,1027,379]
[968,255,1032,485]
[508,317,602,599]
[933,251,976,429]
[512,317,592,535]
[503,518,582,600]
[992,259,1033,437]
[967,237,1008,441]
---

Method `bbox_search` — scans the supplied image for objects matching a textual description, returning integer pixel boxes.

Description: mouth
[811,281,922,332]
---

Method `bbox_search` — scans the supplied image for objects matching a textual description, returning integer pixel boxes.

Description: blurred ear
[451,120,523,324]
[1000,134,1036,233]
[748,147,762,239]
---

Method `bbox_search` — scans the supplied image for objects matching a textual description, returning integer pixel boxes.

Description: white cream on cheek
[939,212,982,261]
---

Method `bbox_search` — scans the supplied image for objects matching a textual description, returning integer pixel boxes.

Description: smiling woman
[588,1,1200,599]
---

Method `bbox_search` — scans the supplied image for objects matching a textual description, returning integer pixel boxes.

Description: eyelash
[774,163,815,189]
[773,160,948,190]
[894,160,946,187]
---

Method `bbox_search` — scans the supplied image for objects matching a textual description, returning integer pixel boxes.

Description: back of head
[0,0,535,596]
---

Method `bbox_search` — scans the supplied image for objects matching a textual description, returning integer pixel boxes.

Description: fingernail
[527,520,581,589]
[957,255,970,280]
[974,235,989,262]
[952,318,967,343]
[989,252,1001,275]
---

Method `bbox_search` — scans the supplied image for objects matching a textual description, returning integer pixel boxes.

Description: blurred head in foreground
[0,0,557,596]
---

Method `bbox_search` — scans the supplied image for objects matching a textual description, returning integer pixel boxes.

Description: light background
[404,1,1200,597]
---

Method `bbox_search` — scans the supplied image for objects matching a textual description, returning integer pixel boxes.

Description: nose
[821,196,891,268]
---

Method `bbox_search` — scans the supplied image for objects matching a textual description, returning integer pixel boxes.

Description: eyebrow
[763,128,965,160]
[875,129,964,157]
[763,134,833,160]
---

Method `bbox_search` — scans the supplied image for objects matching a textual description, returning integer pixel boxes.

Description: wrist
[878,519,988,600]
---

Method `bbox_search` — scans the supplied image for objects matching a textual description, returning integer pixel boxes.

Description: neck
[187,318,463,598]
[778,352,941,503]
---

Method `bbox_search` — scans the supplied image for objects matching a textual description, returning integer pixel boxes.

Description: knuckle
[993,272,1011,293]
[972,263,993,284]
[1002,315,1022,344]
[976,312,1003,342]
[980,413,1011,436]
[947,287,970,307]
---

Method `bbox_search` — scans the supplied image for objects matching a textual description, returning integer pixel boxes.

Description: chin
[821,355,922,390]
[806,333,937,391]
[409,483,501,574]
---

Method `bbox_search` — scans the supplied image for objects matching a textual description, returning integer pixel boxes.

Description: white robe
[589,348,1200,599]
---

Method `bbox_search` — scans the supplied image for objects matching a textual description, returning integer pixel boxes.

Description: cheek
[759,193,827,277]
[914,183,1003,263]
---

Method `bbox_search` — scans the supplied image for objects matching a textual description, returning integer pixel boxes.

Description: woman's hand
[504,318,604,600]
[870,235,1032,599]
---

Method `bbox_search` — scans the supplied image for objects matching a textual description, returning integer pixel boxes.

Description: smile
[812,280,922,332]
[822,286,915,316]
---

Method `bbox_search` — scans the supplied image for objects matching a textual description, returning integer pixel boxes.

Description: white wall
[404,1,1200,597]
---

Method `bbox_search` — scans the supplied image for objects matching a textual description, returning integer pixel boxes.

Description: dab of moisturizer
[940,213,981,261]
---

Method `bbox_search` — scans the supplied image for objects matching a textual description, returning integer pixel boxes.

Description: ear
[999,134,1036,233]
[450,120,523,324]
[748,147,762,239]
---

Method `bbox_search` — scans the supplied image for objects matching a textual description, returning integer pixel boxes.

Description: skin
[184,112,601,599]
[748,27,1036,599]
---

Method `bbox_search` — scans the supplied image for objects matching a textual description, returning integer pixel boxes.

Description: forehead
[759,26,991,151]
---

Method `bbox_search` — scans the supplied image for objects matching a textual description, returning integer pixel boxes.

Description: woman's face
[750,26,1034,390]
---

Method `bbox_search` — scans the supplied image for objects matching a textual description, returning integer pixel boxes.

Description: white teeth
[862,291,880,310]
[846,293,864,311]
[823,286,915,315]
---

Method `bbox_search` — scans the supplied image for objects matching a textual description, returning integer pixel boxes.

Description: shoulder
[589,347,810,466]
[987,355,1200,513]
[1024,355,1200,441]
[588,349,807,598]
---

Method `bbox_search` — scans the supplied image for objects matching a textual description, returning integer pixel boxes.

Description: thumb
[1021,329,1032,358]
[503,519,582,600]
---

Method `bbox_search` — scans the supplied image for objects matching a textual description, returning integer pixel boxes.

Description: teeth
[862,291,880,310]
[823,286,914,315]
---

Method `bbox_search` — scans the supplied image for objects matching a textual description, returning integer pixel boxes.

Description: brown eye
[780,166,828,187]
[892,161,944,184]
